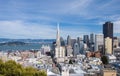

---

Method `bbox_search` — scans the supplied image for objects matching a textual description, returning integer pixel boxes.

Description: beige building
[101,68,117,76]
[105,37,112,54]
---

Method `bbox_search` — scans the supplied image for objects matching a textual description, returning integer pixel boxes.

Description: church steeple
[56,23,60,47]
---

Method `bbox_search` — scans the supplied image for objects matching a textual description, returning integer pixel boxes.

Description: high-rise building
[95,34,104,52]
[79,39,84,54]
[66,46,73,57]
[55,24,60,58]
[60,37,65,46]
[67,35,71,46]
[83,35,89,47]
[51,42,56,57]
[56,24,61,48]
[103,22,113,38]
[103,21,113,54]
[90,33,94,44]
[90,33,95,52]
[118,37,120,47]
[113,37,119,48]
[71,39,77,48]
[105,37,112,54]
[77,37,84,54]
[77,37,81,45]
[55,24,65,58]
[66,35,73,57]
[73,42,79,56]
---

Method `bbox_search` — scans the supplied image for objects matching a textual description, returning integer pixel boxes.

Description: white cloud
[59,0,92,13]
[114,20,120,33]
[47,0,94,17]
[0,0,120,39]
[0,20,95,39]
[0,20,56,39]
[0,0,120,24]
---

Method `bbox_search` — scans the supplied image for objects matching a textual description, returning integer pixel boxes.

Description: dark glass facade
[83,35,89,47]
[103,21,113,38]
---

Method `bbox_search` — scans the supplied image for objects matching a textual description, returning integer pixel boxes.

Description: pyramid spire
[57,23,59,32]
[56,23,60,47]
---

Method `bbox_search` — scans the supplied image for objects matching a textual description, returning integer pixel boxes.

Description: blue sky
[0,0,120,39]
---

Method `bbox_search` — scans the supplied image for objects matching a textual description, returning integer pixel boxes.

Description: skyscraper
[66,35,73,56]
[56,23,61,48]
[77,37,80,44]
[79,39,84,54]
[66,46,73,57]
[113,37,119,48]
[90,33,95,52]
[55,24,60,58]
[103,21,113,54]
[77,37,81,47]
[83,35,89,47]
[90,33,94,44]
[103,22,113,38]
[71,39,77,48]
[55,24,65,58]
[95,34,104,52]
[105,37,112,54]
[73,42,79,56]
[77,37,80,50]
[60,37,65,46]
[67,35,71,46]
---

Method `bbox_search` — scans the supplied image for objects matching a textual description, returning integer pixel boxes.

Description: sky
[0,0,120,39]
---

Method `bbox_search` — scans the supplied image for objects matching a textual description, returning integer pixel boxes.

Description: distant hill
[0,41,26,46]
[0,38,55,43]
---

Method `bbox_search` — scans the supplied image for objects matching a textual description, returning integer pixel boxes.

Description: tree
[0,59,47,76]
[69,59,73,64]
[101,55,108,65]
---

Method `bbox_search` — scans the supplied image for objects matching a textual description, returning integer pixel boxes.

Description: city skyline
[0,0,120,39]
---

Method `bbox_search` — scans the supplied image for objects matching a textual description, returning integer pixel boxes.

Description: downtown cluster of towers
[52,21,114,60]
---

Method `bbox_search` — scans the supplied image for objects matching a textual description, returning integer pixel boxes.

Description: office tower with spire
[103,21,113,54]
[55,24,65,58]
[56,23,60,48]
